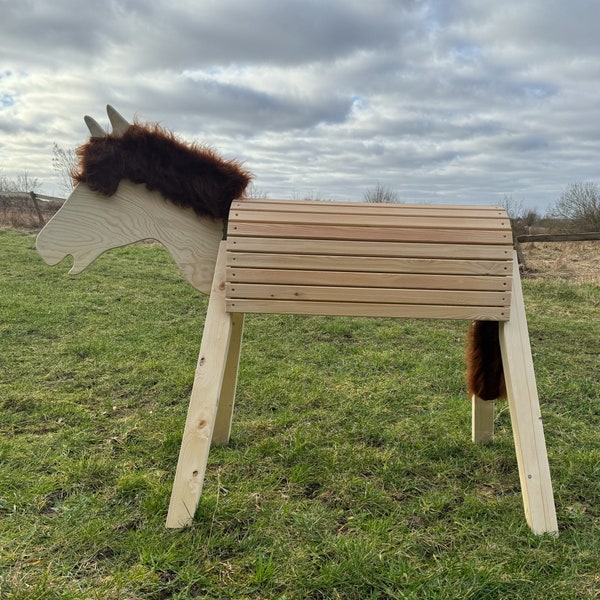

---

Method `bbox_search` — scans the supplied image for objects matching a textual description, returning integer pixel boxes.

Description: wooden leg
[166,242,231,529]
[472,395,494,444]
[499,253,558,535]
[212,312,245,446]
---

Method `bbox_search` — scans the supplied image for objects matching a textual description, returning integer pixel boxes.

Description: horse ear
[106,105,130,136]
[84,115,105,137]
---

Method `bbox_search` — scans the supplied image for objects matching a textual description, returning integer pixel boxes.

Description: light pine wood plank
[166,243,232,528]
[228,222,512,245]
[498,252,558,535]
[472,395,495,444]
[227,268,512,291]
[230,209,509,230]
[226,299,510,320]
[226,283,510,307]
[233,199,507,217]
[211,312,244,446]
[227,237,513,260]
[227,253,512,276]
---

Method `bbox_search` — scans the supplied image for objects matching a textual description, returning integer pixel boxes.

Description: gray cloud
[108,0,419,69]
[125,76,355,135]
[1,0,599,209]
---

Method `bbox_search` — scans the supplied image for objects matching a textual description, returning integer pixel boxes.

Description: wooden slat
[228,223,512,245]
[227,237,512,260]
[226,299,510,321]
[227,268,512,291]
[227,253,512,276]
[233,200,507,218]
[227,283,510,307]
[230,209,508,230]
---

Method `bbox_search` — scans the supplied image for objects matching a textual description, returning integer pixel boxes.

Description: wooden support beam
[166,243,232,528]
[499,252,558,535]
[212,312,244,446]
[472,396,495,444]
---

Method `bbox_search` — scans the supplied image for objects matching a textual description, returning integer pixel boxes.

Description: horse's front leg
[166,242,232,528]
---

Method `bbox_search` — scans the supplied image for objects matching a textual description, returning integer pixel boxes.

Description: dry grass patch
[522,240,600,283]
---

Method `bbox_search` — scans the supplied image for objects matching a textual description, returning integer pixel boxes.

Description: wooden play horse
[36,106,558,535]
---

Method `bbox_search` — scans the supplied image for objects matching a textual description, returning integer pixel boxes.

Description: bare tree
[290,188,331,201]
[551,182,600,232]
[52,143,78,195]
[302,189,329,201]
[0,168,45,227]
[244,183,269,199]
[0,168,41,193]
[499,195,525,221]
[363,183,400,204]
[499,195,539,236]
[498,195,535,268]
[0,168,9,193]
[16,169,41,193]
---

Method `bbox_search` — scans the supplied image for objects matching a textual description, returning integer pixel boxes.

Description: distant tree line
[501,182,600,237]
[551,182,600,232]
[363,183,401,204]
[0,168,41,194]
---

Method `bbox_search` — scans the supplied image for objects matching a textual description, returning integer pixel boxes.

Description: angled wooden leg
[499,253,558,535]
[166,242,231,528]
[212,312,245,446]
[472,395,494,444]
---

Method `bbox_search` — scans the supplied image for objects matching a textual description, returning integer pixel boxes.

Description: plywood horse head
[37,107,558,535]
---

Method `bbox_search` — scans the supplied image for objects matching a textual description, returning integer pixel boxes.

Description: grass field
[1,229,599,599]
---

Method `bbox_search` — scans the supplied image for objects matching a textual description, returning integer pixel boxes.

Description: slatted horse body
[36,106,558,535]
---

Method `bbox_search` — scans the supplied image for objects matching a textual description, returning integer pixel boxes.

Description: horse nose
[36,223,101,274]
[36,226,68,266]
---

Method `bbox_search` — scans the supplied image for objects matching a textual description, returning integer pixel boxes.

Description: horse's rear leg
[499,252,558,535]
[472,395,495,444]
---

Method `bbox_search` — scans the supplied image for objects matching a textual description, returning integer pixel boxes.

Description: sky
[1,0,599,212]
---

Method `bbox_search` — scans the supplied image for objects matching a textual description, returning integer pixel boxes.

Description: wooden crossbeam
[234,199,508,218]
[227,269,511,291]
[228,237,512,260]
[229,222,511,245]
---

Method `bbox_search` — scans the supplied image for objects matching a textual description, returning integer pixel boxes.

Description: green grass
[1,228,600,599]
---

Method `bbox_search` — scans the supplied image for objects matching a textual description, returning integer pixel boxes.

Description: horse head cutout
[36,106,252,294]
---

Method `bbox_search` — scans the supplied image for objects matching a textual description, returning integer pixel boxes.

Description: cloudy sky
[1,0,599,211]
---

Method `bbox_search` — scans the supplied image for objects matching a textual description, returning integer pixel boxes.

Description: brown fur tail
[466,321,506,400]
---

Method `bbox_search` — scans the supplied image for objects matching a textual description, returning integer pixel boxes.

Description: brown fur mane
[465,320,506,400]
[73,122,252,220]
